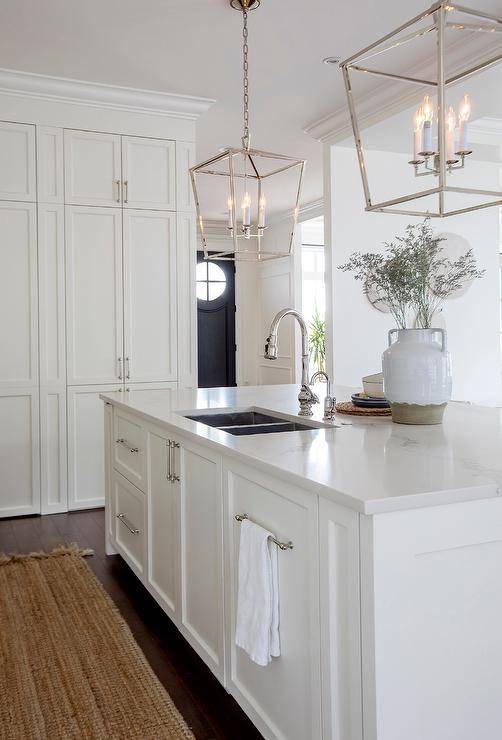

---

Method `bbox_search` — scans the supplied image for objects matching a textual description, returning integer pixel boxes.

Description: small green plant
[309,306,326,373]
[339,219,484,329]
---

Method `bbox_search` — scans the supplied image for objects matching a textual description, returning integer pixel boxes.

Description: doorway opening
[196,252,236,388]
[301,217,325,376]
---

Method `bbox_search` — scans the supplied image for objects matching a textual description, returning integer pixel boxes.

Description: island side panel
[361,498,502,740]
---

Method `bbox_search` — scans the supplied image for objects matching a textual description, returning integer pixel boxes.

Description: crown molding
[0,68,215,120]
[298,198,324,221]
[304,33,500,145]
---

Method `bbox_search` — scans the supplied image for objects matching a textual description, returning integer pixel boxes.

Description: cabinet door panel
[66,207,123,385]
[176,213,197,389]
[123,210,177,383]
[40,387,67,514]
[0,203,38,388]
[179,440,224,681]
[37,126,64,204]
[122,136,176,210]
[38,204,65,386]
[176,141,195,212]
[0,122,36,202]
[0,388,40,517]
[147,429,179,620]
[67,384,121,510]
[225,463,321,740]
[64,130,121,207]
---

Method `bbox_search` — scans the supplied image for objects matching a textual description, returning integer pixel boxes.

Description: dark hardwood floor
[0,509,262,740]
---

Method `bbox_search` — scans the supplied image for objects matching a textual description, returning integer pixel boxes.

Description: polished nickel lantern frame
[340,1,502,218]
[190,0,306,261]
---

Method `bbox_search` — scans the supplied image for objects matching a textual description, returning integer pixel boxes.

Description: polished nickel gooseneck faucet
[264,308,319,416]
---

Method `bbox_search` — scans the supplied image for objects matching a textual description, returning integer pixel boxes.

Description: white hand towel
[235,518,280,666]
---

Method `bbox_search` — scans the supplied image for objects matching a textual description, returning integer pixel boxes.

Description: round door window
[196,262,227,301]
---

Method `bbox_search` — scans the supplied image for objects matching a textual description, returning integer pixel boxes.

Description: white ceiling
[1,0,502,209]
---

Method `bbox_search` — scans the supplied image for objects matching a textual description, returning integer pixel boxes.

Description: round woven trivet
[335,401,391,416]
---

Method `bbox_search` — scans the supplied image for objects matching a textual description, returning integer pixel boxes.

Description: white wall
[327,145,502,406]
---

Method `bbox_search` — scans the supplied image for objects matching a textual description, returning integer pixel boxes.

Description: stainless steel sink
[181,408,328,436]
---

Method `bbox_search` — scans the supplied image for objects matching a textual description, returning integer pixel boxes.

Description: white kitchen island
[101,384,502,740]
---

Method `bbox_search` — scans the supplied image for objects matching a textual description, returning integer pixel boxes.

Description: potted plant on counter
[339,219,484,424]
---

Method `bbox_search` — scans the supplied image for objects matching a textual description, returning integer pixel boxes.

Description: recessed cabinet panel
[179,441,224,680]
[0,203,38,388]
[66,207,123,385]
[147,430,179,619]
[38,204,65,386]
[67,384,121,510]
[113,470,147,577]
[176,213,197,389]
[122,136,176,210]
[0,122,36,202]
[37,126,64,204]
[225,463,321,740]
[64,130,121,207]
[176,141,196,212]
[123,210,177,383]
[0,388,40,517]
[40,388,67,514]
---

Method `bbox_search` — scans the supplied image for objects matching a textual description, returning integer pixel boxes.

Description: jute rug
[0,545,194,740]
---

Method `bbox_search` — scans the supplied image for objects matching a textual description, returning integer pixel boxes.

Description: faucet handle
[298,384,319,416]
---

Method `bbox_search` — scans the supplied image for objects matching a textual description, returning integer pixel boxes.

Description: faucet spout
[264,308,319,416]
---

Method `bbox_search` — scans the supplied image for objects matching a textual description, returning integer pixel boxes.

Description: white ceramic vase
[382,328,452,424]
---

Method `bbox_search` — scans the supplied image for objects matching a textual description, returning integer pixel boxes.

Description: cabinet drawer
[113,409,147,491]
[113,470,146,578]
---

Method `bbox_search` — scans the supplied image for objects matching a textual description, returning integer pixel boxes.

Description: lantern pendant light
[340,1,502,218]
[190,0,306,261]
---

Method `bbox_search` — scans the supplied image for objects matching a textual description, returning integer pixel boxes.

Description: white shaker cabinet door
[123,210,177,383]
[147,427,180,622]
[122,136,176,210]
[224,462,321,740]
[0,388,40,517]
[0,202,38,388]
[66,207,123,385]
[0,121,36,202]
[40,387,67,515]
[64,130,122,207]
[38,204,66,386]
[177,437,225,682]
[67,384,122,510]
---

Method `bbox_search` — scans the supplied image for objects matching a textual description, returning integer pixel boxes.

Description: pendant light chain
[242,5,250,150]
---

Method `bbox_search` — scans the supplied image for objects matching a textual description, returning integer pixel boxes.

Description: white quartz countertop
[101,384,502,515]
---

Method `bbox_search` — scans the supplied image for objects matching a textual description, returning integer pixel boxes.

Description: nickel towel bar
[234,513,293,551]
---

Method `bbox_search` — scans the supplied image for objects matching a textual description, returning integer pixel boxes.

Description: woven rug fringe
[0,543,94,566]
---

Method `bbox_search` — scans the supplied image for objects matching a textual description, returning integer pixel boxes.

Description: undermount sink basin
[181,408,328,436]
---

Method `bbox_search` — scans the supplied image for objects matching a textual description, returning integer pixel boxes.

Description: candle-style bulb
[241,192,251,228]
[445,106,457,162]
[423,95,433,123]
[458,94,471,153]
[421,96,434,154]
[227,195,234,229]
[258,193,266,229]
[414,106,424,132]
[413,106,425,160]
[459,94,471,122]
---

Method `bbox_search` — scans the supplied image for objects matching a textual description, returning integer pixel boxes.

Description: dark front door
[196,252,236,388]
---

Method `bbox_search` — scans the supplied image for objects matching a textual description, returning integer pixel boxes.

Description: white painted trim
[0,67,215,120]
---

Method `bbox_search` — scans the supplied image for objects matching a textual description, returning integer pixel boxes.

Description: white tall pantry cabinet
[0,71,208,517]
